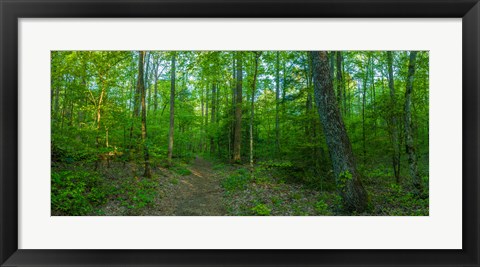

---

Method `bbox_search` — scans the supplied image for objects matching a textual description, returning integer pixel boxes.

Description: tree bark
[94,76,106,170]
[362,55,371,165]
[387,51,401,183]
[230,54,236,159]
[167,52,176,166]
[138,51,151,177]
[310,51,368,213]
[233,52,243,162]
[275,51,281,155]
[153,69,159,112]
[250,52,260,172]
[210,83,216,154]
[336,51,343,111]
[404,51,422,193]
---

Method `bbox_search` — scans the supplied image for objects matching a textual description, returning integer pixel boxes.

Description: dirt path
[155,156,226,216]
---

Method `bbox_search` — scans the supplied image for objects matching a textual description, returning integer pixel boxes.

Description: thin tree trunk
[275,51,281,155]
[370,57,377,136]
[341,53,347,115]
[233,52,243,162]
[54,86,60,120]
[310,51,368,213]
[336,51,343,112]
[128,69,138,150]
[230,54,236,159]
[153,72,159,112]
[210,83,216,154]
[362,56,371,165]
[94,77,106,170]
[201,86,205,152]
[167,52,176,166]
[404,51,422,194]
[250,52,260,172]
[205,85,209,152]
[387,51,401,183]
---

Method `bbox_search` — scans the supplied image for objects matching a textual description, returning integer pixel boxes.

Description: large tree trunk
[387,51,401,183]
[404,51,422,193]
[310,51,368,213]
[138,51,151,177]
[233,52,243,162]
[167,52,176,166]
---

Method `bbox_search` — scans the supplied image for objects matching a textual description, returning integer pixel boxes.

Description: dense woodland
[51,51,429,216]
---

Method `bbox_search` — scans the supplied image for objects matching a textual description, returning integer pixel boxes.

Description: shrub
[51,170,107,215]
[314,199,331,215]
[251,203,271,216]
[222,173,249,191]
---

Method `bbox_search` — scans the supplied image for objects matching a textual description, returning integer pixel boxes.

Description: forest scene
[51,50,429,216]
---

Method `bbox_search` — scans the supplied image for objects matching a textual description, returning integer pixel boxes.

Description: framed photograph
[1,0,478,266]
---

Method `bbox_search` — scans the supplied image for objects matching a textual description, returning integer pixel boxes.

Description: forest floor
[155,156,225,216]
[52,156,429,216]
[92,156,227,216]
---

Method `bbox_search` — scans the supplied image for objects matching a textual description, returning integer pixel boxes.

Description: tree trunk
[137,51,151,177]
[336,51,343,111]
[250,52,260,172]
[341,53,347,115]
[230,54,236,159]
[94,77,106,170]
[205,85,209,152]
[233,52,243,162]
[54,86,60,120]
[154,72,159,112]
[201,86,205,152]
[167,52,176,166]
[387,51,401,183]
[144,52,151,110]
[275,51,281,155]
[404,51,422,194]
[310,51,368,213]
[370,57,377,136]
[210,83,216,154]
[362,55,371,165]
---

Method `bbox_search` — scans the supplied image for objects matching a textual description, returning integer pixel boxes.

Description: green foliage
[114,178,158,214]
[51,170,108,215]
[337,170,353,192]
[173,166,192,176]
[212,163,226,171]
[51,50,429,216]
[128,180,157,209]
[259,160,293,169]
[221,168,250,192]
[314,199,329,214]
[251,203,271,216]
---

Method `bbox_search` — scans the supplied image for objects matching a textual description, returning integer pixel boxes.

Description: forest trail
[158,156,226,216]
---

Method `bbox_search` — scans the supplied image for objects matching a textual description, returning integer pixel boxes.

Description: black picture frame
[1,0,479,266]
